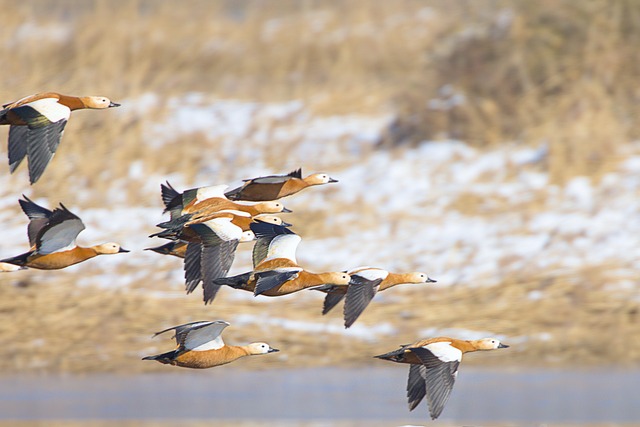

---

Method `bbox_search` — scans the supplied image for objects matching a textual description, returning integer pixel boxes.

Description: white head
[94,242,129,255]
[304,173,338,186]
[81,96,120,109]
[247,342,279,355]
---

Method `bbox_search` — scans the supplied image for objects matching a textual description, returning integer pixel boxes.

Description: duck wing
[250,221,300,263]
[153,320,230,351]
[35,204,85,254]
[18,196,53,247]
[183,242,203,294]
[322,291,346,315]
[253,267,301,296]
[343,275,383,328]
[409,343,461,420]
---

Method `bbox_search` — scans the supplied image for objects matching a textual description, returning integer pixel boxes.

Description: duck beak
[329,177,339,183]
[118,248,130,253]
[281,207,293,213]
[281,221,293,227]
[268,348,280,353]
[498,343,509,349]
[109,101,121,108]
[426,277,437,283]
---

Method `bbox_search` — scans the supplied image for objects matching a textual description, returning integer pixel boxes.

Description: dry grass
[384,0,640,183]
[0,1,638,373]
[1,0,635,198]
[0,260,637,374]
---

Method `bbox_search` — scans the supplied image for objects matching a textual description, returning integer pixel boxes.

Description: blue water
[1,367,638,424]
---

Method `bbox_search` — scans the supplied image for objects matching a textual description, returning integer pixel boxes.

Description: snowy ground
[1,93,639,342]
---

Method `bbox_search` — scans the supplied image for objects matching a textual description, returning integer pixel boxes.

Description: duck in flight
[1,92,120,184]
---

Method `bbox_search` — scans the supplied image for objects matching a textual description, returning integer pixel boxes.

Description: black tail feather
[0,251,33,267]
[142,349,179,364]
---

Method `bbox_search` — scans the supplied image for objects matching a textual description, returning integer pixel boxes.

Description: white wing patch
[38,218,85,254]
[185,321,229,351]
[265,234,301,263]
[424,341,463,363]
[196,185,229,202]
[350,267,388,281]
[203,217,243,241]
[25,98,71,123]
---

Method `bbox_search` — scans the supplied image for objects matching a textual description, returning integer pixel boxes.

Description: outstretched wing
[250,221,300,264]
[18,196,53,247]
[153,320,230,351]
[160,181,181,212]
[322,290,346,315]
[409,344,461,420]
[25,120,67,184]
[35,204,85,254]
[253,268,301,295]
[343,275,383,328]
[8,125,28,172]
[407,363,428,411]
[183,242,202,294]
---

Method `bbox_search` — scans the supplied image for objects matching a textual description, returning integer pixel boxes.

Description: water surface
[1,368,638,424]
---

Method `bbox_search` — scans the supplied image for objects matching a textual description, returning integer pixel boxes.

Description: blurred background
[0,0,639,424]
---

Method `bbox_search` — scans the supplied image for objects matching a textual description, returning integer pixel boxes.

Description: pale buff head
[253,202,291,214]
[253,215,292,228]
[94,242,129,255]
[325,272,351,285]
[246,342,279,355]
[471,338,509,351]
[80,96,120,109]
[304,173,338,186]
[404,272,437,284]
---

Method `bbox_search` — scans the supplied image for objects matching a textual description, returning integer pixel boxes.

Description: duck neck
[58,95,86,111]
[379,273,405,291]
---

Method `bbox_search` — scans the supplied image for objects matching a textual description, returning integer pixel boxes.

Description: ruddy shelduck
[142,320,279,369]
[150,213,287,293]
[151,214,258,294]
[224,168,338,201]
[375,336,509,420]
[318,267,436,328]
[206,222,350,304]
[1,92,120,184]
[160,181,291,220]
[0,196,128,270]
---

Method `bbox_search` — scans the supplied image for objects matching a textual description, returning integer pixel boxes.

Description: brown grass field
[0,0,639,375]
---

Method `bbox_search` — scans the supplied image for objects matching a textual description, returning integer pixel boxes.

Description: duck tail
[149,215,192,239]
[212,272,253,289]
[223,185,242,200]
[0,251,32,267]
[374,347,407,362]
[142,350,178,364]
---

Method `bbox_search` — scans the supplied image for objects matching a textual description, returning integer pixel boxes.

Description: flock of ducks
[0,92,510,421]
